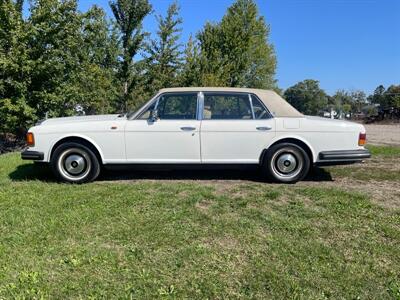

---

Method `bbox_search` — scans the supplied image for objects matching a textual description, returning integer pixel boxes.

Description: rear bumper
[21,150,44,161]
[316,149,371,166]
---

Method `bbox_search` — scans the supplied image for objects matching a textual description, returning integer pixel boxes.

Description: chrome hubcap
[271,148,303,179]
[276,153,297,174]
[64,154,86,175]
[58,148,91,181]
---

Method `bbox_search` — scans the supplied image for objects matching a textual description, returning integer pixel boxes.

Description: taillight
[26,132,35,147]
[358,133,366,146]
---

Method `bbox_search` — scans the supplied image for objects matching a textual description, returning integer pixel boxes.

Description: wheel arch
[260,137,315,164]
[49,135,104,164]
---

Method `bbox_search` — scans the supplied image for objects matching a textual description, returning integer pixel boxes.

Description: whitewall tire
[51,142,100,183]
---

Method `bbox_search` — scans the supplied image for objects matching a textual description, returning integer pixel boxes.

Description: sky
[43,0,400,95]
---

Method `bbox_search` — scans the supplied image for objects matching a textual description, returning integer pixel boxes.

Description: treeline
[1,0,399,137]
[0,0,276,135]
[284,80,400,118]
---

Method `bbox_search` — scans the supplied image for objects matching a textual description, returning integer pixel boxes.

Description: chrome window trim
[131,90,274,121]
[130,95,158,120]
[197,92,204,121]
[132,92,199,121]
[201,91,270,121]
[250,94,273,119]
[248,93,255,120]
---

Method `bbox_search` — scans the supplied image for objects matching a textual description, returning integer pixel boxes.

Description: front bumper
[21,150,44,161]
[316,149,371,166]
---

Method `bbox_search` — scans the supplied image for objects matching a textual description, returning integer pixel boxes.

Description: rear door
[200,92,275,163]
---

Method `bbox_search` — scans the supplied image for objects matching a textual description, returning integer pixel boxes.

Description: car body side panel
[28,116,367,165]
[268,118,366,163]
[27,120,126,163]
[124,119,201,163]
[200,119,276,163]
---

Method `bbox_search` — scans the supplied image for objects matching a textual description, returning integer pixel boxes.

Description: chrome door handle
[256,126,272,131]
[180,126,196,131]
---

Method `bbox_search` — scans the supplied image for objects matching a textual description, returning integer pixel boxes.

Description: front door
[200,92,276,163]
[124,92,201,163]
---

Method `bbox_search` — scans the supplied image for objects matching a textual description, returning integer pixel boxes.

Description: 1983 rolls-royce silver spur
[22,87,371,183]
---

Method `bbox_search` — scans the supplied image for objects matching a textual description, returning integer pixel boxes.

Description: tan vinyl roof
[158,87,303,117]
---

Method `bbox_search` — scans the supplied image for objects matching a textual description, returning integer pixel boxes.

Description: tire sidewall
[264,143,310,183]
[51,142,100,183]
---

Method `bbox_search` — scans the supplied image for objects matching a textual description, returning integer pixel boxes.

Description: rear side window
[157,93,198,120]
[203,93,252,120]
[251,95,270,119]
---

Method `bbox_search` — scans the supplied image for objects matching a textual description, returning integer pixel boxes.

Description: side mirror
[149,109,159,122]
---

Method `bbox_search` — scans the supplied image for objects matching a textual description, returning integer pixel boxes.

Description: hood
[39,114,124,126]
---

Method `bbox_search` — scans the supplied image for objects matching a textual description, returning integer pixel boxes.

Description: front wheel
[51,142,100,183]
[262,143,310,183]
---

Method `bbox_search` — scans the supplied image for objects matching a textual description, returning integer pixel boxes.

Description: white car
[22,87,371,183]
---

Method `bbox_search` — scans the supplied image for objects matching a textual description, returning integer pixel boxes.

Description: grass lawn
[0,145,399,299]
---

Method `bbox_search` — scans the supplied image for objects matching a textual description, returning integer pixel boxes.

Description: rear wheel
[262,143,310,183]
[51,142,100,183]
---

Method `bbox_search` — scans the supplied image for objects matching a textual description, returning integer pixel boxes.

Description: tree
[369,85,386,106]
[384,85,400,109]
[197,22,227,86]
[370,85,400,109]
[197,0,276,88]
[349,90,367,113]
[331,90,354,117]
[284,80,328,115]
[179,34,201,86]
[0,0,35,135]
[74,5,120,114]
[27,0,86,118]
[109,0,152,111]
[144,2,183,95]
[1,0,123,136]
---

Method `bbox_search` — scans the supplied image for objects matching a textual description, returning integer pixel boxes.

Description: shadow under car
[9,162,333,183]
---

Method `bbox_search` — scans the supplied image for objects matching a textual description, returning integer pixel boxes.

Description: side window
[138,93,198,120]
[203,93,252,120]
[157,93,198,120]
[251,95,270,119]
[138,101,156,120]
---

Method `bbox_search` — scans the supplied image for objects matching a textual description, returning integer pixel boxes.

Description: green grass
[0,152,399,299]
[367,144,400,157]
[328,166,400,182]
[326,145,400,182]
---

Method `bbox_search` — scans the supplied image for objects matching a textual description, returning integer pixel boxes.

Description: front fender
[47,134,105,163]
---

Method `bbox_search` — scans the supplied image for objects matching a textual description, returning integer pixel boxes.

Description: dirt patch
[99,173,400,209]
[99,156,400,210]
[298,177,400,209]
[366,157,400,172]
[364,124,400,146]
[201,236,239,250]
[195,199,214,211]
[209,181,243,195]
